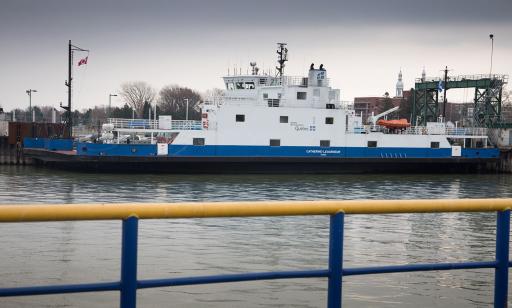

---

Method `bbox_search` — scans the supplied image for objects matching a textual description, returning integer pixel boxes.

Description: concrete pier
[0,137,31,165]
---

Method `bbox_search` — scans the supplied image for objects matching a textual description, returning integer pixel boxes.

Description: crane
[367,106,399,126]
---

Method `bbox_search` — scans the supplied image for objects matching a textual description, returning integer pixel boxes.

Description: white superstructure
[103,45,492,160]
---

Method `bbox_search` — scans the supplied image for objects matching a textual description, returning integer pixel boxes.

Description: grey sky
[1,0,511,111]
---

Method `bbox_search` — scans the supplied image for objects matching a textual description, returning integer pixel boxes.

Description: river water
[0,165,511,307]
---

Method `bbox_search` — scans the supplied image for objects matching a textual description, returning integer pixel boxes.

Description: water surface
[0,166,511,307]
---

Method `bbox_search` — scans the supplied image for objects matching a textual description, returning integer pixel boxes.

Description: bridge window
[226,83,235,90]
[297,92,307,100]
[245,82,255,89]
[320,140,330,147]
[236,114,245,122]
[268,99,280,107]
[325,117,334,124]
[280,116,288,123]
[368,141,377,148]
[193,138,205,146]
[270,139,280,146]
[431,142,440,149]
[259,78,267,85]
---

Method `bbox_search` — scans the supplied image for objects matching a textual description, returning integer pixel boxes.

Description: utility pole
[443,66,448,119]
[26,89,37,122]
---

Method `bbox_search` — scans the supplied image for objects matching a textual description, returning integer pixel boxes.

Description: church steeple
[395,69,404,97]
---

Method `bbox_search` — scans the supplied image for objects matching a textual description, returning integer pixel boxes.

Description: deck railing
[0,199,511,308]
[108,118,202,131]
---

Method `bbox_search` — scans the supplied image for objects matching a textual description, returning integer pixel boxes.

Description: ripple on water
[0,166,512,307]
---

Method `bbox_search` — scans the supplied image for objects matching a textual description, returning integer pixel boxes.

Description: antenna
[276,43,288,77]
[250,62,258,75]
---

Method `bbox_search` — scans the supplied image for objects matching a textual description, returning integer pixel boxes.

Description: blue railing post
[327,212,344,308]
[120,216,139,308]
[494,209,510,308]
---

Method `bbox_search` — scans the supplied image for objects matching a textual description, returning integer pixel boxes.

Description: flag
[78,56,88,66]
[437,80,444,92]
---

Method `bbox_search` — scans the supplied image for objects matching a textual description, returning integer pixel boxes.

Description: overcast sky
[1,0,511,111]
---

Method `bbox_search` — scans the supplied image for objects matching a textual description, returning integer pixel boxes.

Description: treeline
[8,82,224,127]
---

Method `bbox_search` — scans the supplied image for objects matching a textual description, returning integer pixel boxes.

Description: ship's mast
[276,43,288,77]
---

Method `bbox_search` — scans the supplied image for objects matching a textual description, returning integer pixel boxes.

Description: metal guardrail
[351,125,489,136]
[108,118,202,131]
[0,198,511,308]
[415,74,509,83]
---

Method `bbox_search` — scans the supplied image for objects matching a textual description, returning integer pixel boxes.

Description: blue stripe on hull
[77,143,499,159]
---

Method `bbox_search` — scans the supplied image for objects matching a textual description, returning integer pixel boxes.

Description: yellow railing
[0,198,511,222]
[2,198,512,308]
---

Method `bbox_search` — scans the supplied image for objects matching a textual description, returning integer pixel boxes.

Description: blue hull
[76,143,499,160]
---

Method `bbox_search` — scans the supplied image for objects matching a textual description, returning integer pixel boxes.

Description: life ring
[202,120,209,129]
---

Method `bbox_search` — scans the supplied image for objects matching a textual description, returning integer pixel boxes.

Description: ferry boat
[24,44,499,173]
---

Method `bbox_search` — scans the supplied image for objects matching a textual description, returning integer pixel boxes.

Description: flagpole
[63,40,89,138]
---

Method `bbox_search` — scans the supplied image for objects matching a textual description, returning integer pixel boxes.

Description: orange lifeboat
[376,119,411,129]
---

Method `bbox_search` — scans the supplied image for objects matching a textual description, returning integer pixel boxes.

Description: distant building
[396,70,404,98]
[354,70,413,122]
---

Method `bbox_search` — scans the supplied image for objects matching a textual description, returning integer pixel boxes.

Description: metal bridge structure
[412,74,508,127]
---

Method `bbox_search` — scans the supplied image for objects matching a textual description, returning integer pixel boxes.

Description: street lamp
[489,34,494,78]
[184,98,189,121]
[108,94,117,118]
[26,89,37,122]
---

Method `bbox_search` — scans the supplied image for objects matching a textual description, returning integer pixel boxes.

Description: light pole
[108,94,117,118]
[489,34,494,78]
[26,89,37,122]
[184,98,189,121]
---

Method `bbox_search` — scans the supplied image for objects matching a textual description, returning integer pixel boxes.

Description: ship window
[280,116,288,123]
[297,92,307,100]
[245,82,255,89]
[431,142,440,149]
[193,138,205,146]
[226,83,235,90]
[236,114,245,122]
[236,82,244,89]
[320,140,330,147]
[263,93,268,99]
[268,99,280,107]
[270,139,280,146]
[325,117,334,124]
[368,141,377,148]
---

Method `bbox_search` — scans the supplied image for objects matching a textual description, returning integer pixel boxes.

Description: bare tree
[119,81,156,117]
[503,90,511,105]
[158,85,202,119]
[203,88,225,102]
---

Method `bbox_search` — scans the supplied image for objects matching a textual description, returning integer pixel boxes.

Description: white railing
[108,118,158,129]
[349,125,489,137]
[445,127,488,136]
[108,118,202,131]
[170,120,202,130]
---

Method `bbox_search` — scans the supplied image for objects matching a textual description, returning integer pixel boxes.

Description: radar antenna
[276,43,288,77]
[250,61,259,75]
